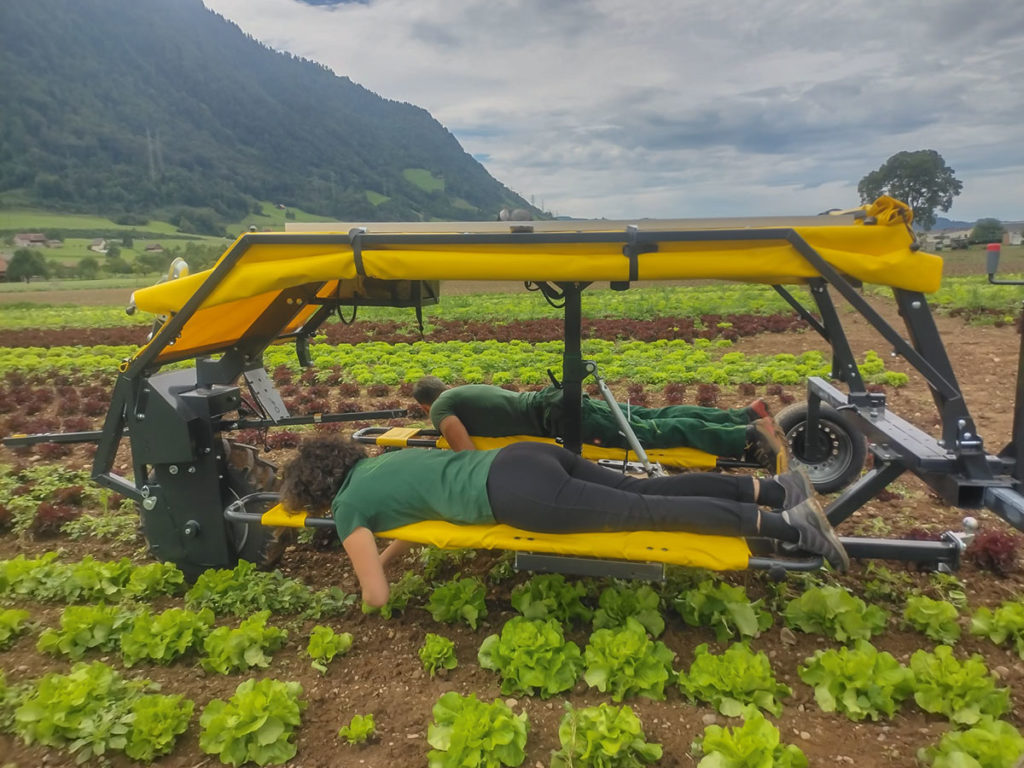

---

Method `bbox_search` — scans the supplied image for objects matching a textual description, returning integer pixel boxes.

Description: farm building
[12,233,47,247]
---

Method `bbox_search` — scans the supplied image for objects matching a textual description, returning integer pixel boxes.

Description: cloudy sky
[202,0,1023,223]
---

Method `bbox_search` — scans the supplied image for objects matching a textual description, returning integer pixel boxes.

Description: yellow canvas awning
[127,196,939,366]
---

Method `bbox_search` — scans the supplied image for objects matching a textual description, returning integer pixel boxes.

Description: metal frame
[6,219,1018,575]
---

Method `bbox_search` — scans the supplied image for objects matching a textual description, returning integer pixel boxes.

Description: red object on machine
[987,243,1002,253]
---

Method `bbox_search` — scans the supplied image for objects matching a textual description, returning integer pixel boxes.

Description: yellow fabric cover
[128,197,939,364]
[258,501,750,569]
[377,521,750,570]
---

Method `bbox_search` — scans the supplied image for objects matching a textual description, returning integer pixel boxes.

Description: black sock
[759,511,800,543]
[756,479,786,509]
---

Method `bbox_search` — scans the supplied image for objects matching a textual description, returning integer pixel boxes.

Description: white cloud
[203,0,1024,222]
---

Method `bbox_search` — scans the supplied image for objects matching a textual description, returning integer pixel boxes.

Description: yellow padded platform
[259,503,751,570]
[375,427,428,447]
[262,505,309,528]
[368,427,719,470]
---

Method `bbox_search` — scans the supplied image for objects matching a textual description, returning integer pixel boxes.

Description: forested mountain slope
[0,0,536,224]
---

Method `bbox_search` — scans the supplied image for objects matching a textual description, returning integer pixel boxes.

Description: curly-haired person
[280,436,848,607]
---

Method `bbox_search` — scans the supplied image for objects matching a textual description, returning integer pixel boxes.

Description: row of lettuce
[1,553,1022,766]
[0,275,1020,331]
[0,339,908,388]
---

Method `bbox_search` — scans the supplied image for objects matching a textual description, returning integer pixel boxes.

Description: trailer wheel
[221,439,291,569]
[775,403,866,494]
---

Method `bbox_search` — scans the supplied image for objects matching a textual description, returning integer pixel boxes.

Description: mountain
[0,0,538,227]
[933,217,974,231]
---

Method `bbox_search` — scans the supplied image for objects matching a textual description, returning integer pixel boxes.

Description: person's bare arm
[439,414,476,451]
[379,539,414,569]
[343,527,390,607]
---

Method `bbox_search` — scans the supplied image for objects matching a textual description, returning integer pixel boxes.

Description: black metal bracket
[515,552,666,581]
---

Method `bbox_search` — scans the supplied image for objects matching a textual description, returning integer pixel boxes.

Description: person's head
[280,435,367,514]
[411,375,447,410]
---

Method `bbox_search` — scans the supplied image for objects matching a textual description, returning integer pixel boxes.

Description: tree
[857,150,963,231]
[6,248,49,283]
[136,250,169,273]
[47,260,74,279]
[77,256,100,279]
[970,218,1005,244]
[104,255,133,275]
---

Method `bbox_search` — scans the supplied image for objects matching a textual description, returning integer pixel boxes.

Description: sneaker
[746,398,772,421]
[774,465,815,508]
[782,498,850,572]
[746,417,790,474]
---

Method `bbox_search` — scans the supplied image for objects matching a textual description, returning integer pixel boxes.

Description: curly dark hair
[280,435,368,513]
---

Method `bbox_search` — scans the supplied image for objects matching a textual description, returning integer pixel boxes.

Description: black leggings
[486,442,761,537]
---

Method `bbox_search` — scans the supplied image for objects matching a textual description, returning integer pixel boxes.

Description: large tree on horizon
[857,150,963,231]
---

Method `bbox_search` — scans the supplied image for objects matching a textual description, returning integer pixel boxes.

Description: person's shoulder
[439,384,503,403]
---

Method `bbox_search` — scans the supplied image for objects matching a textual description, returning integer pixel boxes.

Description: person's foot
[746,398,772,421]
[746,417,790,474]
[775,465,814,508]
[782,498,850,572]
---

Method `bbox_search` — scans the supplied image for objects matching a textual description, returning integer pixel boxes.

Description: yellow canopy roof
[128,196,940,365]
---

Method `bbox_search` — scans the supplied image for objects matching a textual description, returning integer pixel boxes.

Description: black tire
[775,403,867,494]
[221,439,290,569]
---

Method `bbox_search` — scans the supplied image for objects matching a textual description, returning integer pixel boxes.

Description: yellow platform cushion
[260,502,751,571]
[367,428,720,470]
[379,521,751,571]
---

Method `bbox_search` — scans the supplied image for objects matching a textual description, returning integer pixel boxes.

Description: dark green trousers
[579,398,750,456]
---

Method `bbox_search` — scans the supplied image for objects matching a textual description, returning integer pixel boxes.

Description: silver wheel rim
[785,420,854,487]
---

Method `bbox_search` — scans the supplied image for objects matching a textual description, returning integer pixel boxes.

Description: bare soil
[1,296,1023,768]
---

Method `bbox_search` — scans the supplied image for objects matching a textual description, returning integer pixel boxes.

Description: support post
[560,283,584,454]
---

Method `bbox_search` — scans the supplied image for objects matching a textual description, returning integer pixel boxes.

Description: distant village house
[89,238,109,254]
[144,243,164,253]
[922,230,970,251]
[13,233,48,247]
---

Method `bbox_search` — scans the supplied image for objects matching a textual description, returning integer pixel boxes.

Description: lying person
[280,436,849,607]
[410,377,789,473]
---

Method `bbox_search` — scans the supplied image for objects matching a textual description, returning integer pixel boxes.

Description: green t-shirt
[331,448,500,541]
[430,385,553,437]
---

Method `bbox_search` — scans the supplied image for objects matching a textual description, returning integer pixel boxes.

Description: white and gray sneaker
[782,497,850,572]
[774,466,815,509]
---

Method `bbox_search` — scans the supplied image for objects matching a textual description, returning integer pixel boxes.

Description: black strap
[336,304,357,325]
[349,227,367,276]
[622,225,657,282]
[525,281,566,309]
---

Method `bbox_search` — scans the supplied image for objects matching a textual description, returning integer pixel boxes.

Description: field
[0,203,333,280]
[0,269,1023,768]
